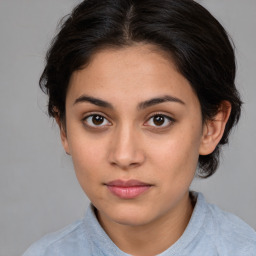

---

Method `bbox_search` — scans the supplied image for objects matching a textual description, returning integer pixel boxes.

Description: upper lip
[106,179,151,187]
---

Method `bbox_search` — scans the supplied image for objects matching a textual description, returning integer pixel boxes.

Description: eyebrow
[137,95,185,110]
[73,94,185,109]
[73,95,113,109]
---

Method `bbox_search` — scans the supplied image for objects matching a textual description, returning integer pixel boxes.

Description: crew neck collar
[83,191,207,255]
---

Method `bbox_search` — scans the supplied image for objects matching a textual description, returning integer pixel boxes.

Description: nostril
[107,132,146,169]
[110,160,139,169]
[109,153,145,169]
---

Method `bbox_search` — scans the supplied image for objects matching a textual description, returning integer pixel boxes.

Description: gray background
[0,1,255,255]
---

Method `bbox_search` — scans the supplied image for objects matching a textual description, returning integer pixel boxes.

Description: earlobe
[55,115,70,155]
[199,101,231,155]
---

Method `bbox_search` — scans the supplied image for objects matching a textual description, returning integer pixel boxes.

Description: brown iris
[153,115,165,126]
[92,115,104,125]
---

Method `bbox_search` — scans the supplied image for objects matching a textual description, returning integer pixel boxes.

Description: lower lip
[107,185,151,199]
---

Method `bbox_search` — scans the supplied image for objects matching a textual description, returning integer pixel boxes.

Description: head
[39,0,242,228]
[40,0,241,178]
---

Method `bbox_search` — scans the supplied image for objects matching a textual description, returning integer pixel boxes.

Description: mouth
[105,179,152,199]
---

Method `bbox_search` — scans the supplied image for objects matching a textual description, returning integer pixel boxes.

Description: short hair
[40,0,242,178]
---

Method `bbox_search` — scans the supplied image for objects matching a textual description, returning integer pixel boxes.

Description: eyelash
[145,113,175,128]
[82,113,175,129]
[82,113,112,128]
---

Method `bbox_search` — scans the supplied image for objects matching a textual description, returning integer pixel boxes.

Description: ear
[55,114,70,155]
[199,101,231,155]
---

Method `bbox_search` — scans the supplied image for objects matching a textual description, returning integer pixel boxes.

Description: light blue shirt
[23,192,256,256]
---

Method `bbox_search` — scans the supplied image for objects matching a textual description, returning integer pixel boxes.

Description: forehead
[67,44,199,109]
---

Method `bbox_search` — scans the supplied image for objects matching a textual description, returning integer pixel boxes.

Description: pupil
[153,115,164,126]
[92,115,104,125]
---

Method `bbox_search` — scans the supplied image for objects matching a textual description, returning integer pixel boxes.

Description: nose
[108,124,145,170]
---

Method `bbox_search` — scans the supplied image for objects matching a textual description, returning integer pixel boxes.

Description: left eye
[145,114,173,127]
[83,114,111,127]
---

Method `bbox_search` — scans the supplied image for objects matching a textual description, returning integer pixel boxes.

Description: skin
[58,44,231,255]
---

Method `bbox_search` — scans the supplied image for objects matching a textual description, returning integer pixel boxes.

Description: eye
[145,114,174,128]
[83,114,111,127]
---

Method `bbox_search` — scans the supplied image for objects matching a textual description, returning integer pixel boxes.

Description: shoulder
[200,194,256,255]
[22,219,90,256]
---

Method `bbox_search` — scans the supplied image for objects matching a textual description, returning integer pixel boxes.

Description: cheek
[70,143,106,202]
[68,136,106,185]
[149,127,201,180]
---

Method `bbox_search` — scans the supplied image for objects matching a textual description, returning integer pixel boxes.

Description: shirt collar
[82,191,207,256]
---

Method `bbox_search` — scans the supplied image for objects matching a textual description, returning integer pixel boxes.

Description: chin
[113,214,152,227]
[105,203,156,227]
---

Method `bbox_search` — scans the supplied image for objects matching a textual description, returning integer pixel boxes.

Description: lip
[105,179,152,199]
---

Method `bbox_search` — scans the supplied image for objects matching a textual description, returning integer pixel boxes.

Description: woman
[23,0,256,255]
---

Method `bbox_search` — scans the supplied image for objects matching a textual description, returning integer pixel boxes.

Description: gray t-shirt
[23,192,256,256]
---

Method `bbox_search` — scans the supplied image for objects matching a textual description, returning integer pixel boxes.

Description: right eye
[83,114,111,128]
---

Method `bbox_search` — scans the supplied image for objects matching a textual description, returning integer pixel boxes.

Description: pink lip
[105,179,152,199]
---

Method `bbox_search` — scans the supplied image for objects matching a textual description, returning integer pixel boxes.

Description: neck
[97,192,194,256]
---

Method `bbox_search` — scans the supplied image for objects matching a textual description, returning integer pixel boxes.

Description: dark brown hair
[40,0,242,177]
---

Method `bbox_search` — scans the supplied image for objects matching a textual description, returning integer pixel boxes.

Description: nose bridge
[108,121,144,168]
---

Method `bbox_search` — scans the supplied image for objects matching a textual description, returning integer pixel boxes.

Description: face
[61,44,207,227]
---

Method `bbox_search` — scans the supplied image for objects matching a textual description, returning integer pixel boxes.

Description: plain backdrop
[0,1,255,255]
